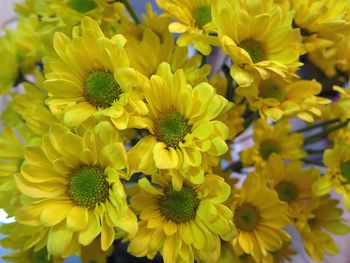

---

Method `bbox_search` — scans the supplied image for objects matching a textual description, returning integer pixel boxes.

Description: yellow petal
[47,225,73,256]
[78,213,101,246]
[64,102,95,126]
[153,142,179,169]
[67,206,89,231]
[101,216,115,251]
[40,201,72,227]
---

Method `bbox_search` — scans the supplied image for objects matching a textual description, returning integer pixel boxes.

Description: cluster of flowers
[0,0,350,262]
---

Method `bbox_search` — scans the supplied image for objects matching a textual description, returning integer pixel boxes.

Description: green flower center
[84,71,121,108]
[32,248,52,263]
[69,0,97,13]
[155,111,191,148]
[239,39,266,63]
[259,80,286,102]
[234,203,260,231]
[259,140,279,160]
[275,181,298,203]
[160,186,200,223]
[307,218,317,229]
[341,161,350,183]
[68,166,109,208]
[193,5,212,27]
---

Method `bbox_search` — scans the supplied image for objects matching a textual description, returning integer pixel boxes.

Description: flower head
[45,16,147,129]
[128,171,236,263]
[15,122,138,257]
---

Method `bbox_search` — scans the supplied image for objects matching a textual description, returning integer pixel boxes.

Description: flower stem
[303,121,348,145]
[120,0,140,24]
[293,119,339,133]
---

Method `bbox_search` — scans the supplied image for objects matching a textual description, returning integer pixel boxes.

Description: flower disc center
[239,39,266,63]
[84,71,121,108]
[259,80,286,101]
[275,181,298,203]
[160,187,200,223]
[234,203,260,231]
[259,139,279,160]
[193,5,212,27]
[155,111,191,148]
[68,166,109,208]
[341,161,350,183]
[69,0,97,13]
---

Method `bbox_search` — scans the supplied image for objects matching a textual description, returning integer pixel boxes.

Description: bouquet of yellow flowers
[0,0,350,262]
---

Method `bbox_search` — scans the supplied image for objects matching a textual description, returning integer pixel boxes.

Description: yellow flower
[291,0,350,52]
[14,70,57,136]
[0,222,54,263]
[236,76,330,122]
[156,0,219,55]
[127,62,229,184]
[0,35,18,94]
[15,122,138,257]
[216,103,245,141]
[125,6,210,86]
[0,126,32,216]
[49,0,128,34]
[308,36,350,77]
[231,240,295,263]
[45,16,147,129]
[240,119,305,169]
[313,143,350,210]
[230,172,290,262]
[127,171,237,263]
[266,155,320,218]
[295,196,350,261]
[213,0,303,87]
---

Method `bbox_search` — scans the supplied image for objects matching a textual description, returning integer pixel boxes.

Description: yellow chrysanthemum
[291,0,350,52]
[48,0,129,33]
[308,35,350,77]
[313,143,350,210]
[213,0,303,87]
[127,62,229,184]
[125,6,210,86]
[295,196,350,261]
[331,85,350,120]
[156,0,219,55]
[230,173,290,262]
[0,222,54,263]
[266,155,320,218]
[13,71,57,136]
[15,122,138,257]
[236,75,330,121]
[230,240,295,263]
[0,126,32,216]
[240,119,305,169]
[210,73,245,140]
[45,16,147,129]
[127,171,237,263]
[0,35,18,94]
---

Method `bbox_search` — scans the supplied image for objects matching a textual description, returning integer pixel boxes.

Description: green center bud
[32,248,52,263]
[307,217,317,229]
[84,71,121,108]
[275,181,298,203]
[259,140,279,160]
[160,186,200,223]
[239,39,266,63]
[69,0,97,13]
[259,80,286,102]
[341,161,350,183]
[193,5,212,27]
[234,204,260,231]
[68,166,109,208]
[155,111,191,148]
